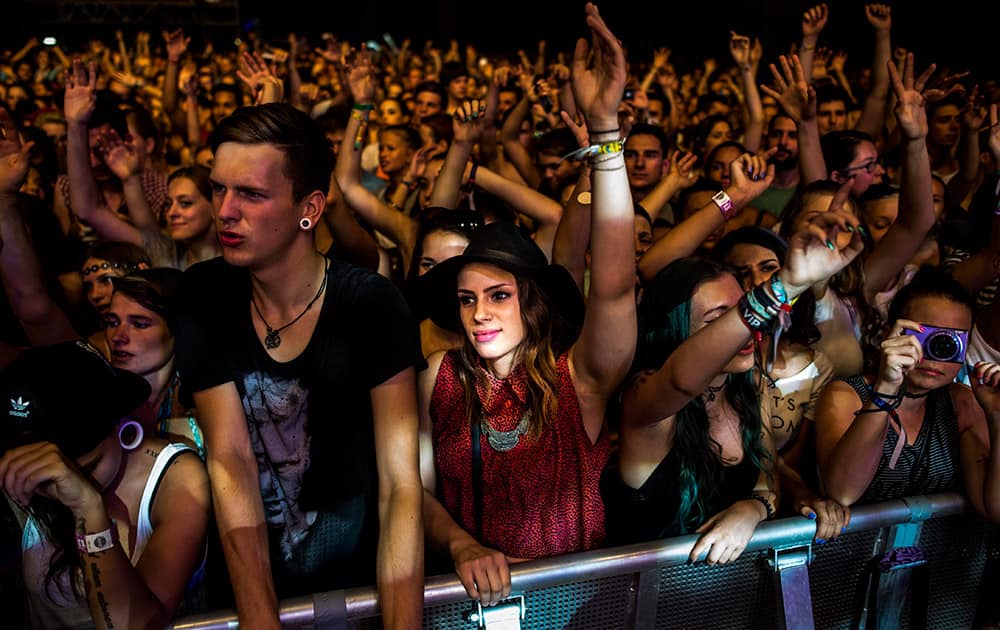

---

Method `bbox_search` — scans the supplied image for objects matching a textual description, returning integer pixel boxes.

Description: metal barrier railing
[170,493,978,629]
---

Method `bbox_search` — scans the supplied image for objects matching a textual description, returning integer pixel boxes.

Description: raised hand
[406,144,435,181]
[865,3,892,31]
[346,47,377,104]
[664,150,698,190]
[988,104,1000,164]
[802,3,829,39]
[560,110,590,149]
[830,50,848,74]
[729,31,753,70]
[237,51,284,104]
[781,184,864,295]
[728,149,777,205]
[163,28,190,63]
[761,55,816,123]
[97,129,143,181]
[570,3,627,132]
[111,70,143,89]
[887,53,930,141]
[962,84,987,131]
[452,99,489,145]
[0,109,34,194]
[652,47,672,71]
[63,59,98,125]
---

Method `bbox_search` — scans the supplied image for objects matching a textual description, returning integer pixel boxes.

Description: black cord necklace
[703,381,726,403]
[251,259,330,349]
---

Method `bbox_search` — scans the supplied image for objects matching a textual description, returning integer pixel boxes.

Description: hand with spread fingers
[0,109,34,195]
[761,55,816,123]
[887,53,932,142]
[64,59,98,126]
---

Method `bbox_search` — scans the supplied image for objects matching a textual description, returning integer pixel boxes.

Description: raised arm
[498,86,542,189]
[799,3,828,83]
[552,112,592,290]
[161,30,189,116]
[638,151,775,283]
[335,51,418,270]
[949,104,1000,294]
[429,98,486,209]
[472,164,563,259]
[626,208,864,428]
[854,4,893,137]
[861,54,937,303]
[761,54,827,185]
[322,171,380,270]
[730,32,764,153]
[63,60,143,245]
[194,383,281,630]
[0,112,76,344]
[101,131,176,267]
[567,3,639,430]
[968,363,1000,523]
[947,86,987,206]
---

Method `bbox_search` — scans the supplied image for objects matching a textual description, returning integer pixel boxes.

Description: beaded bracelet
[747,493,774,519]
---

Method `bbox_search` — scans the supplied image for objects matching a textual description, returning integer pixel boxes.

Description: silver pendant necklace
[480,408,532,452]
[251,259,330,350]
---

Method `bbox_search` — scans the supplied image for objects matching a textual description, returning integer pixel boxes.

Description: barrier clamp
[465,595,526,629]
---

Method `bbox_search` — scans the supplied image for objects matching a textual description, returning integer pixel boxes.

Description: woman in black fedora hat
[416,3,638,607]
[0,341,210,629]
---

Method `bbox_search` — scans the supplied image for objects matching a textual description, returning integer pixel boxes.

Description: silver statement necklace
[480,408,532,452]
[251,259,330,350]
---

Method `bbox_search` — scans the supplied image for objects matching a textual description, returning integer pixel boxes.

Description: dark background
[6,0,996,79]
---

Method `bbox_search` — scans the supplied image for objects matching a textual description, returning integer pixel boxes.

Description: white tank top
[21,443,197,629]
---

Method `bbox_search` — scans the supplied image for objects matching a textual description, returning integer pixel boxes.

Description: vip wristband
[76,522,118,554]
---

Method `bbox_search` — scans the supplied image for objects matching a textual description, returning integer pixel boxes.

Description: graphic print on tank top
[241,372,316,561]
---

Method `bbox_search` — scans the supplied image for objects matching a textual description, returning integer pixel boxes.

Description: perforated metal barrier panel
[170,495,999,630]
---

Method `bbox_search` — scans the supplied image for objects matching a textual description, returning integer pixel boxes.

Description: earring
[117,420,144,451]
[299,217,313,231]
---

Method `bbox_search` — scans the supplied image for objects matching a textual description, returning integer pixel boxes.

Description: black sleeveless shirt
[841,376,961,503]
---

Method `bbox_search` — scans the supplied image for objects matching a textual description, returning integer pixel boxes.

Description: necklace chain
[251,259,330,350]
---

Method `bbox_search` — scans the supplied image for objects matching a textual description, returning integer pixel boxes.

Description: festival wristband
[712,190,737,220]
[76,522,118,554]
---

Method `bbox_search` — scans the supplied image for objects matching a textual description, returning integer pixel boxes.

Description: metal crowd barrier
[171,493,997,629]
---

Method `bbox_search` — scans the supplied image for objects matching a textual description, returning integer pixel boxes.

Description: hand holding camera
[876,319,925,393]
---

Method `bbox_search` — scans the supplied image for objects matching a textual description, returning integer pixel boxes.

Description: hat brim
[417,252,585,345]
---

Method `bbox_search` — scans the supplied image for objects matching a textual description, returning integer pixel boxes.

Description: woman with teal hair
[603,202,864,564]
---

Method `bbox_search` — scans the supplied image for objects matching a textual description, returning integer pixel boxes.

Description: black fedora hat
[0,341,151,457]
[419,221,585,346]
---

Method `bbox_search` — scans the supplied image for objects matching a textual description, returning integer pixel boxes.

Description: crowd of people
[1,2,1000,628]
